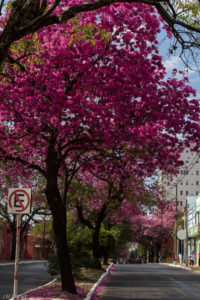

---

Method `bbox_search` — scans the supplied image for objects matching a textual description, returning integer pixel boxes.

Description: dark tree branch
[0,149,47,177]
[0,0,4,16]
[76,202,94,230]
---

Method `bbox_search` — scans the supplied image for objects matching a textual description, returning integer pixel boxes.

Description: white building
[160,149,200,207]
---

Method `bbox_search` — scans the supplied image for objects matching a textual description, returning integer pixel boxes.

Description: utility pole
[185,199,188,266]
[42,214,46,259]
[175,183,178,261]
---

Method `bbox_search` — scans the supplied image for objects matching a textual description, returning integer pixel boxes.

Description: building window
[196,161,199,164]
[186,191,188,195]
[186,181,188,185]
[180,201,183,206]
[180,191,183,195]
[195,213,197,224]
[196,191,199,196]
[181,170,189,174]
[196,181,199,185]
[196,171,199,175]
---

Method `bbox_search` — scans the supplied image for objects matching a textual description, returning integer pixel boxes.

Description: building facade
[187,194,200,265]
[27,232,53,259]
[160,149,200,207]
[0,218,29,260]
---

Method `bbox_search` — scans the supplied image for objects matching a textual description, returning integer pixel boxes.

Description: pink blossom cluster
[130,200,176,248]
[22,284,85,299]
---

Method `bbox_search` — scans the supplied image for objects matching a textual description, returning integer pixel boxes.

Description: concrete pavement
[0,260,54,300]
[98,263,200,299]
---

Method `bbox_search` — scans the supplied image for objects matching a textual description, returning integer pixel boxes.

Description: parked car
[126,258,142,264]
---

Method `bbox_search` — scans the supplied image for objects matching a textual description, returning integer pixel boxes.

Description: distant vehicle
[126,258,142,264]
[142,259,147,264]
[135,258,142,264]
[112,257,123,264]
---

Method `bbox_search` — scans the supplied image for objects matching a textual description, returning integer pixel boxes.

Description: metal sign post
[13,214,21,299]
[7,188,32,300]
[177,229,186,264]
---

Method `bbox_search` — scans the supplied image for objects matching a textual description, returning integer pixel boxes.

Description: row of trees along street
[0,0,200,294]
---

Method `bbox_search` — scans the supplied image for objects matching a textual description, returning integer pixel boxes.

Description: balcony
[188,224,200,237]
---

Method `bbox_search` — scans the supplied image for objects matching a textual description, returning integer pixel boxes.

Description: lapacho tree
[0,2,199,293]
[131,201,176,262]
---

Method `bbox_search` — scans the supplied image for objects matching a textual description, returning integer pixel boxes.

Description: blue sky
[158,31,200,97]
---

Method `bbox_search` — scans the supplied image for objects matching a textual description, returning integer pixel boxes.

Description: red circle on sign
[9,189,30,213]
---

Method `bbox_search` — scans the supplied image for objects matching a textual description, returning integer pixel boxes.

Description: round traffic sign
[8,189,31,213]
[177,229,186,240]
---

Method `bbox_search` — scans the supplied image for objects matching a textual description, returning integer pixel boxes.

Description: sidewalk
[161,262,200,273]
[190,265,200,273]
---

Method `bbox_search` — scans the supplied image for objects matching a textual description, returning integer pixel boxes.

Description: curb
[9,277,57,300]
[160,263,192,271]
[0,260,47,266]
[83,263,113,300]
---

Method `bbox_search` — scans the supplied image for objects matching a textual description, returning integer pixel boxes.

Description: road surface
[99,263,200,300]
[0,261,54,300]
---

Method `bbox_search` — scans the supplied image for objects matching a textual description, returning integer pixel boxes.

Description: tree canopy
[1,1,200,67]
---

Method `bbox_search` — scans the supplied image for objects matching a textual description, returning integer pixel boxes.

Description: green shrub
[47,252,60,276]
[73,256,100,269]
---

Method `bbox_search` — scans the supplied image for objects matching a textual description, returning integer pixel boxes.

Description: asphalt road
[0,261,54,300]
[99,263,200,300]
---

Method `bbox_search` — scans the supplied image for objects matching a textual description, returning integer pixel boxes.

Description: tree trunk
[45,141,76,293]
[92,203,107,268]
[103,255,108,265]
[155,245,161,263]
[92,229,102,269]
[51,202,76,293]
[149,249,154,263]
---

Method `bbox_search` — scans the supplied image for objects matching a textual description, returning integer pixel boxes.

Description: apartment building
[159,148,200,208]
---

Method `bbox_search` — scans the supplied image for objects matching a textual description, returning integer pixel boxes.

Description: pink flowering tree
[74,159,144,267]
[73,153,173,266]
[0,2,199,293]
[1,1,200,66]
[130,201,176,262]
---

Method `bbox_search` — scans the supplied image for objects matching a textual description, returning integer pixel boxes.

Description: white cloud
[163,56,183,73]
